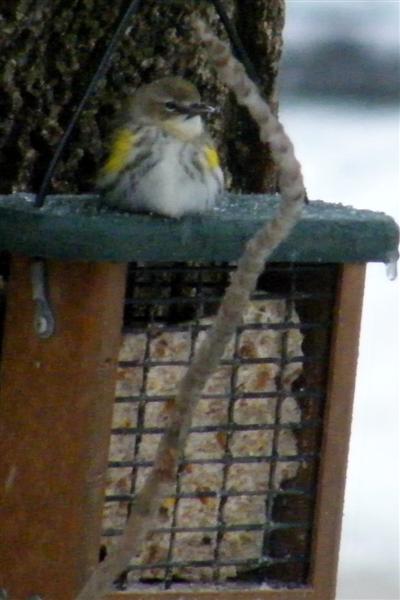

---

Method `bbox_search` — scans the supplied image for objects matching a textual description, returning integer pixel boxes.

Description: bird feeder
[0,192,398,600]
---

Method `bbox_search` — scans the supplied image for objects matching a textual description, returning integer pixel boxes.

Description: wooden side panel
[0,257,127,600]
[310,263,366,599]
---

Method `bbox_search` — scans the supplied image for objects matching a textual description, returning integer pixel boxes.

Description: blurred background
[279,2,399,599]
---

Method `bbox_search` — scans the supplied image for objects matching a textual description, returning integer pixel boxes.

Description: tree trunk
[0,0,285,196]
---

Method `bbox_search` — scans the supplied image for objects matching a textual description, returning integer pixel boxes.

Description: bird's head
[130,77,218,140]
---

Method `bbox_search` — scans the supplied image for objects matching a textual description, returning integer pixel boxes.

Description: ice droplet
[19,193,36,204]
[385,254,398,281]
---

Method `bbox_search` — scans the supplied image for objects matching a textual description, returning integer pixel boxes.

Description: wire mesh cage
[99,261,337,592]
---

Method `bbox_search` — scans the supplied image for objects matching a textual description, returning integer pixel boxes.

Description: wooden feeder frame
[0,193,398,600]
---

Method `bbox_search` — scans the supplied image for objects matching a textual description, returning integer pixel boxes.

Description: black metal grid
[102,261,337,590]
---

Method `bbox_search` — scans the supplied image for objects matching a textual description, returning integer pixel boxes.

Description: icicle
[385,252,398,281]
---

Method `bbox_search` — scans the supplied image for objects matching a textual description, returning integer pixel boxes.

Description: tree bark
[0,0,285,195]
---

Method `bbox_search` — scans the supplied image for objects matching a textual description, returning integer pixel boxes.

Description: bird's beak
[184,103,219,117]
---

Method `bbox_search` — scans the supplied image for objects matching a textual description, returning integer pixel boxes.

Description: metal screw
[31,259,55,338]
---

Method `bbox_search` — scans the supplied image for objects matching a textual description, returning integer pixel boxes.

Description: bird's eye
[164,101,177,111]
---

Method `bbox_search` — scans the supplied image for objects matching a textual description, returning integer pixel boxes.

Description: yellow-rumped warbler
[97,77,224,218]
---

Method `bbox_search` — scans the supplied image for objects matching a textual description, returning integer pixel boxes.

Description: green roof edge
[0,194,398,264]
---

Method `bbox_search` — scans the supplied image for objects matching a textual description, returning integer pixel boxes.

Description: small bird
[97,77,224,218]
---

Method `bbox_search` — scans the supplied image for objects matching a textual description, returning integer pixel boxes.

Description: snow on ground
[280,98,399,600]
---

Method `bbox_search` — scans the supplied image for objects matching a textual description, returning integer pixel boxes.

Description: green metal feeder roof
[0,193,398,264]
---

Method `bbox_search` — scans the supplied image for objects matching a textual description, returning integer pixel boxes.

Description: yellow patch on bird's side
[103,128,136,175]
[204,145,220,170]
